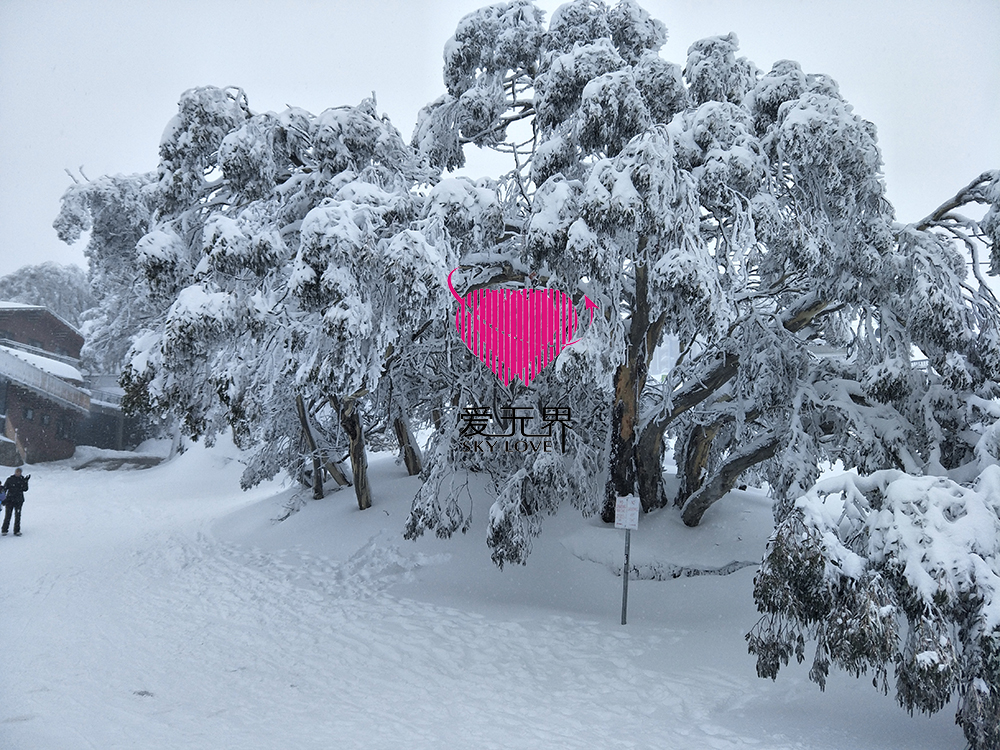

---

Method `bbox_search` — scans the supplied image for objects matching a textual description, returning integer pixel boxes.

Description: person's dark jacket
[3,474,29,505]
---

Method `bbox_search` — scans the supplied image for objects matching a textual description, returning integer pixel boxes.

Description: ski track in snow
[0,446,964,749]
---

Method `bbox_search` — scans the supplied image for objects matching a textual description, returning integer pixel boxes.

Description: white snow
[0,440,963,749]
[0,344,83,383]
[798,467,1000,630]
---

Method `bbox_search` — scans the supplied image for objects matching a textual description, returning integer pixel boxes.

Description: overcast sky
[1,0,998,280]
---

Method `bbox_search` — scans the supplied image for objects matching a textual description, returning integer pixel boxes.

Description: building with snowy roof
[0,302,132,464]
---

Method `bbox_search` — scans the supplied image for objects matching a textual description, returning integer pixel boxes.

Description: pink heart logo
[448,268,592,387]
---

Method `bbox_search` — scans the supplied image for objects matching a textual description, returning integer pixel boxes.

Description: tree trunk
[325,458,351,488]
[295,394,325,500]
[635,420,667,512]
[680,431,780,526]
[339,397,372,510]
[393,413,423,476]
[603,259,651,522]
[676,421,722,508]
[603,366,640,520]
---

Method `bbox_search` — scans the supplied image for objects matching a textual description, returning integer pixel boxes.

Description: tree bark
[603,259,651,522]
[339,397,372,510]
[635,352,741,511]
[393,413,423,476]
[635,419,667,512]
[295,394,325,500]
[676,421,722,508]
[324,457,351,488]
[295,395,350,491]
[680,431,780,527]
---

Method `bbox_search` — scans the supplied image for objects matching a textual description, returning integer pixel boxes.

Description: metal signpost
[614,495,640,625]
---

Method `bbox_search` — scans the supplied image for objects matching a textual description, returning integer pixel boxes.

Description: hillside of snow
[0,439,964,749]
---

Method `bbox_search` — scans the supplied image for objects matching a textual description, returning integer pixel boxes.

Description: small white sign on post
[614,495,640,624]
[614,495,640,530]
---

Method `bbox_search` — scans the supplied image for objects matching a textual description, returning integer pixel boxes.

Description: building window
[56,418,72,440]
[41,414,51,426]
[22,407,33,421]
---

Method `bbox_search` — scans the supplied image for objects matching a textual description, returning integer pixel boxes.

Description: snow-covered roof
[0,344,83,383]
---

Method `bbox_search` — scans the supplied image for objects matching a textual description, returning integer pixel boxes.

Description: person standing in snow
[2,467,29,536]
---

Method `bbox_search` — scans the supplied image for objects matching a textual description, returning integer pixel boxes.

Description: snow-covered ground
[0,440,965,749]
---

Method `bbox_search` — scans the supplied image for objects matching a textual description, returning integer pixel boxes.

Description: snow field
[0,440,965,749]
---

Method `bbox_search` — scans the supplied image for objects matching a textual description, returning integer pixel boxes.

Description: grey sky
[1,0,997,280]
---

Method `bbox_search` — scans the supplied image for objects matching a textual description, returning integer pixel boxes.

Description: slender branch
[459,106,537,145]
[915,171,997,230]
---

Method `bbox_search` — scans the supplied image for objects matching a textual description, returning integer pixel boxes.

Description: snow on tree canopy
[164,285,238,347]
[751,465,1000,744]
[606,0,667,65]
[443,0,545,97]
[545,0,612,54]
[577,69,651,156]
[312,105,409,175]
[684,33,756,106]
[535,39,624,132]
[158,86,250,212]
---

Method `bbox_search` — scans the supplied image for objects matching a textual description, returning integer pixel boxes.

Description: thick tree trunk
[635,421,667,512]
[680,431,780,527]
[635,351,741,511]
[295,394,325,500]
[674,407,761,509]
[676,421,722,508]
[393,413,423,476]
[603,260,651,522]
[603,365,640,518]
[339,397,372,511]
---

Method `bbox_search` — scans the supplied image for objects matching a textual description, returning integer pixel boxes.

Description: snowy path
[0,445,965,749]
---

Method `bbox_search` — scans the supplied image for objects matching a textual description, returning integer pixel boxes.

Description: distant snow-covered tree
[0,261,94,328]
[53,172,157,373]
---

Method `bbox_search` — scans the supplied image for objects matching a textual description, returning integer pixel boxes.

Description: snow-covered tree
[746,171,1000,748]
[60,86,457,510]
[408,0,999,527]
[53,171,157,373]
[0,261,94,329]
[407,2,1000,740]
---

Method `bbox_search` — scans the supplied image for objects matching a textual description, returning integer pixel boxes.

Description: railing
[0,338,81,369]
[88,389,123,407]
[0,348,90,413]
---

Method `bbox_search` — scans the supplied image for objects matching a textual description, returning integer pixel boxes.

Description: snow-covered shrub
[749,467,1000,749]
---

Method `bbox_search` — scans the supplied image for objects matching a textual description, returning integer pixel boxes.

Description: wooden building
[0,302,91,464]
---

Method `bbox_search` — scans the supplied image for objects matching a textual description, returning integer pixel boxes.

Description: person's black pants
[2,501,22,534]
